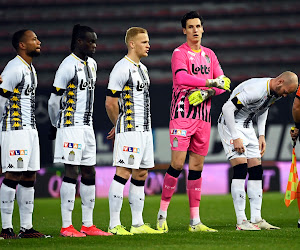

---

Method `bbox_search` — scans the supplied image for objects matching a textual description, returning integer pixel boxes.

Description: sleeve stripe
[0,88,12,98]
[51,86,65,96]
[175,69,188,75]
[106,89,121,97]
[231,96,244,109]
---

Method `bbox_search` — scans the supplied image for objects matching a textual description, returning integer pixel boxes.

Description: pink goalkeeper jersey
[170,42,225,121]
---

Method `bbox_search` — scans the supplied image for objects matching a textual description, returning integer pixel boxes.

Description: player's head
[181,11,204,44]
[71,24,97,58]
[12,29,41,57]
[125,27,150,59]
[272,71,298,97]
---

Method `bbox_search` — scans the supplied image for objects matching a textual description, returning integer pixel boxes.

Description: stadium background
[0,0,300,197]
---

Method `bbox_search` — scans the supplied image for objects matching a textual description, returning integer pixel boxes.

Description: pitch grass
[0,193,299,249]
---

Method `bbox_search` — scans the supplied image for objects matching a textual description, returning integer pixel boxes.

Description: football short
[169,118,211,156]
[54,126,96,166]
[218,122,261,160]
[113,131,154,169]
[1,129,40,173]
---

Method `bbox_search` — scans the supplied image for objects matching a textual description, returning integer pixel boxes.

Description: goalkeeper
[156,11,230,233]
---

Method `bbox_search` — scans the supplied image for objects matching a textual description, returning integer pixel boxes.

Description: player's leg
[79,165,112,236]
[108,166,132,235]
[247,157,280,230]
[0,171,21,239]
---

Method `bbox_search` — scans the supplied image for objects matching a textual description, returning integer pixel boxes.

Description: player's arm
[105,90,120,140]
[222,96,245,153]
[48,87,65,126]
[257,109,268,157]
[291,94,300,141]
[0,89,12,122]
[172,50,230,90]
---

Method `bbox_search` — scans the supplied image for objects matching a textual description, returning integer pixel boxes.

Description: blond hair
[125,27,147,45]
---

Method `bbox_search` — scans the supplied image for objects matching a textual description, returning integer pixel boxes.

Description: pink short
[169,118,211,156]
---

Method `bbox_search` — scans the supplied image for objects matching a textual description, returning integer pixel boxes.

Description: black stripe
[51,86,65,96]
[296,95,300,100]
[0,89,12,98]
[106,89,121,97]
[175,68,187,75]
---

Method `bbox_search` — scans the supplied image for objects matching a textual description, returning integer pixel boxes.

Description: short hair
[125,27,147,46]
[12,29,29,51]
[181,11,204,28]
[70,24,95,52]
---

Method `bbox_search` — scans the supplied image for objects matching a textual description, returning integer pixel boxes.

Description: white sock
[80,182,95,227]
[109,179,125,229]
[128,182,145,227]
[157,209,167,220]
[231,179,247,224]
[60,181,76,228]
[247,180,263,223]
[0,183,16,229]
[17,184,34,229]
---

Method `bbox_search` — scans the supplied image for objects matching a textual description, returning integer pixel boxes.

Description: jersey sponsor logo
[79,79,95,90]
[136,80,149,91]
[63,142,82,150]
[170,129,187,136]
[123,146,140,153]
[25,85,35,96]
[9,150,28,156]
[192,64,210,75]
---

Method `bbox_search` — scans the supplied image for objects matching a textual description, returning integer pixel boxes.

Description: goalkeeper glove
[207,75,231,91]
[188,89,211,106]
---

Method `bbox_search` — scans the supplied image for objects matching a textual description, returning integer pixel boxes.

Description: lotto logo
[170,129,187,137]
[9,150,28,156]
[64,142,82,150]
[123,146,140,153]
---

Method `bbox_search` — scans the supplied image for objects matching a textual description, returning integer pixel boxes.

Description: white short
[113,131,154,169]
[218,122,261,160]
[1,129,40,173]
[54,126,96,166]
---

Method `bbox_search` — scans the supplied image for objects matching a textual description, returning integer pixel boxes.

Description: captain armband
[231,97,244,110]
[106,89,121,97]
[51,86,65,96]
[0,88,12,98]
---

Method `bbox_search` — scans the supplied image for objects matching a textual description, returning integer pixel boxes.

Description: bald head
[271,71,298,97]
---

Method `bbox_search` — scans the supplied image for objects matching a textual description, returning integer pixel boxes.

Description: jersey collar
[71,53,87,65]
[124,56,139,67]
[17,55,32,71]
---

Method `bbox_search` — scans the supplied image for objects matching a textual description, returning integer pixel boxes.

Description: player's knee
[5,172,22,181]
[21,171,36,181]
[248,165,263,180]
[80,166,95,180]
[170,161,184,171]
[132,170,148,181]
[232,163,248,179]
[65,164,79,179]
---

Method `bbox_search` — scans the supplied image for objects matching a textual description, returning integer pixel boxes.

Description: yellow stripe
[71,53,85,63]
[17,55,31,71]
[191,49,201,53]
[125,56,139,66]
[267,80,270,95]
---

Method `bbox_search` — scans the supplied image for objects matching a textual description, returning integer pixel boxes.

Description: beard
[28,50,41,58]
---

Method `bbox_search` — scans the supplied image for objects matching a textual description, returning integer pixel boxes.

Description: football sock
[60,177,77,228]
[247,165,263,223]
[129,179,145,227]
[109,175,127,229]
[80,178,95,227]
[231,179,247,224]
[187,171,202,226]
[17,181,34,230]
[0,180,18,229]
[158,166,181,219]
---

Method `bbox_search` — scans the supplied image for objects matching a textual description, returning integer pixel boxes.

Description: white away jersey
[0,55,38,131]
[53,53,97,127]
[219,77,281,128]
[108,56,151,133]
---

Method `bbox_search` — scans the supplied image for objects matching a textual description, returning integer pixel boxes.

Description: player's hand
[107,126,115,140]
[188,89,209,106]
[233,138,245,154]
[208,76,231,91]
[259,135,266,157]
[48,125,57,140]
[0,75,2,84]
[290,126,299,142]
